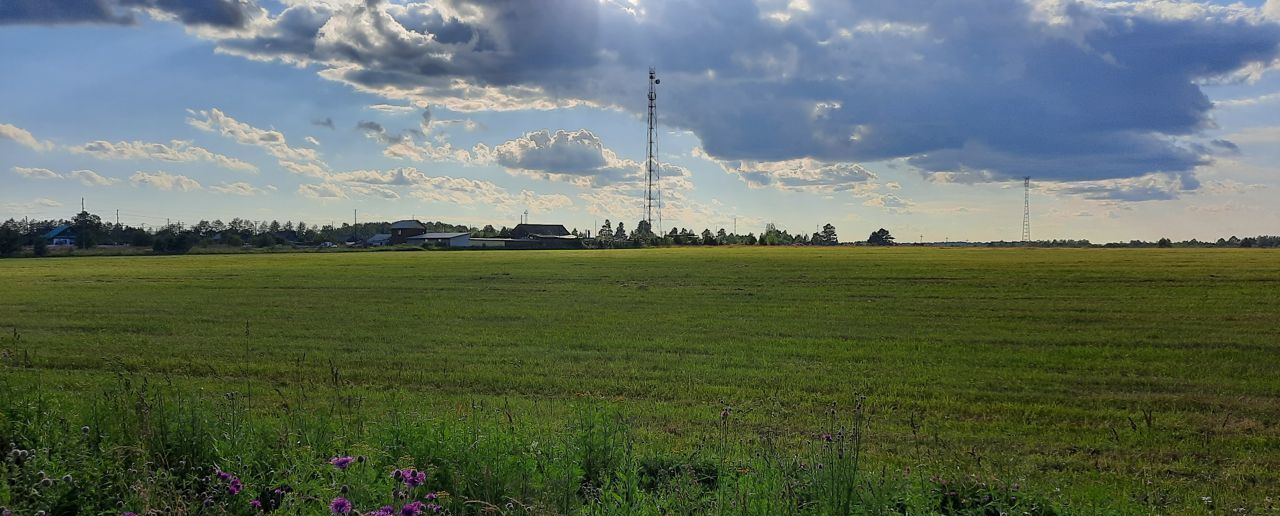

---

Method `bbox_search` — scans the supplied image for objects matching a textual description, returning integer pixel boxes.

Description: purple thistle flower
[368,506,395,516]
[330,456,355,470]
[394,468,426,487]
[329,497,353,514]
[425,492,438,501]
[122,513,136,516]
[250,499,263,510]
[228,478,243,495]
[401,501,427,516]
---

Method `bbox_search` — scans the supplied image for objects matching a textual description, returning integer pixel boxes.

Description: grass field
[2,247,1278,513]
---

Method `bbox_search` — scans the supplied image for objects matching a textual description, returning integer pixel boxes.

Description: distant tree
[868,228,895,246]
[716,228,727,244]
[33,238,48,257]
[632,220,654,241]
[599,219,613,240]
[1241,237,1257,248]
[71,211,104,249]
[498,226,512,238]
[1157,237,1173,248]
[820,223,838,245]
[744,232,757,245]
[0,225,20,257]
[668,227,679,237]
[614,222,626,240]
[701,229,715,245]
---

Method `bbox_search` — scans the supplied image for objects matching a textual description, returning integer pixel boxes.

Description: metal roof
[42,224,73,240]
[407,232,470,240]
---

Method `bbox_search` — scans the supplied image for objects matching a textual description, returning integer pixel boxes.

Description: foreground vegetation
[1,247,1278,513]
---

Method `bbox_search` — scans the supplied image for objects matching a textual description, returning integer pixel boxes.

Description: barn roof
[511,224,570,238]
[407,232,470,240]
[390,219,426,230]
[42,224,74,240]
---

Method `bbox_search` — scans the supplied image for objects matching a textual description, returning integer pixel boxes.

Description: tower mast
[646,67,661,233]
[1022,176,1032,242]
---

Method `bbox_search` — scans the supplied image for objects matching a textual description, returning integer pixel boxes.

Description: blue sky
[2,0,1279,242]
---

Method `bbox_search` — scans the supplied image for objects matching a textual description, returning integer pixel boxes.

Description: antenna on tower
[645,67,661,233]
[1022,176,1032,242]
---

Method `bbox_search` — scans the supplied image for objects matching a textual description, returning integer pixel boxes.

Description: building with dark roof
[389,220,427,244]
[366,233,392,246]
[510,224,571,239]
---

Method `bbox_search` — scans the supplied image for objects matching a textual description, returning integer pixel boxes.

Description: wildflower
[228,478,243,495]
[81,426,90,434]
[41,478,53,487]
[368,506,395,516]
[62,474,73,483]
[251,499,262,510]
[425,492,438,501]
[394,468,426,487]
[401,501,426,516]
[330,456,355,470]
[121,513,135,516]
[820,432,833,442]
[329,497,353,514]
[719,407,731,420]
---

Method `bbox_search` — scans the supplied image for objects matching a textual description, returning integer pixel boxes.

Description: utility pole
[81,197,85,213]
[116,209,119,226]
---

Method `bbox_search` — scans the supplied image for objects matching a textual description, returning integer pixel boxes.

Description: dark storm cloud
[36,0,1280,193]
[0,0,258,27]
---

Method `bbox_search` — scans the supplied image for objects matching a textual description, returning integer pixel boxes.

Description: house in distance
[389,220,428,244]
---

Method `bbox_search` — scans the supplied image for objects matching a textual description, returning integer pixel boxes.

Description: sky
[2,0,1279,242]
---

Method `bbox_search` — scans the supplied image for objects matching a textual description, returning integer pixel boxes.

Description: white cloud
[71,140,258,172]
[304,136,320,146]
[297,182,348,200]
[280,160,330,178]
[0,123,54,151]
[210,181,267,196]
[187,108,321,162]
[70,170,120,187]
[714,156,876,193]
[12,166,62,179]
[129,171,203,192]
[2,198,63,213]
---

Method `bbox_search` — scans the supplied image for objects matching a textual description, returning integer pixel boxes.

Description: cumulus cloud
[187,108,321,162]
[210,181,266,196]
[12,166,61,179]
[489,129,697,189]
[70,169,120,186]
[181,0,1280,193]
[297,182,348,200]
[713,157,876,193]
[1040,172,1193,201]
[129,171,202,192]
[279,160,329,178]
[0,0,261,28]
[304,136,320,146]
[0,123,54,151]
[70,139,258,172]
[3,198,63,213]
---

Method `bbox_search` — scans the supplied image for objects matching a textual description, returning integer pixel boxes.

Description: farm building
[510,224,570,239]
[42,224,77,246]
[406,232,471,248]
[366,234,392,246]
[389,220,427,244]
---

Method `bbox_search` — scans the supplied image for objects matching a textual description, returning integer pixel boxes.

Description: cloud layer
[172,0,1280,190]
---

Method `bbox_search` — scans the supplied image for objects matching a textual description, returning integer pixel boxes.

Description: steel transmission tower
[645,67,661,233]
[1022,176,1031,242]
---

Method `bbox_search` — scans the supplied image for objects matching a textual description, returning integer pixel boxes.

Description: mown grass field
[2,247,1279,513]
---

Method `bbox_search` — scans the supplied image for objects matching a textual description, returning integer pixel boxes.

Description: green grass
[1,247,1278,513]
